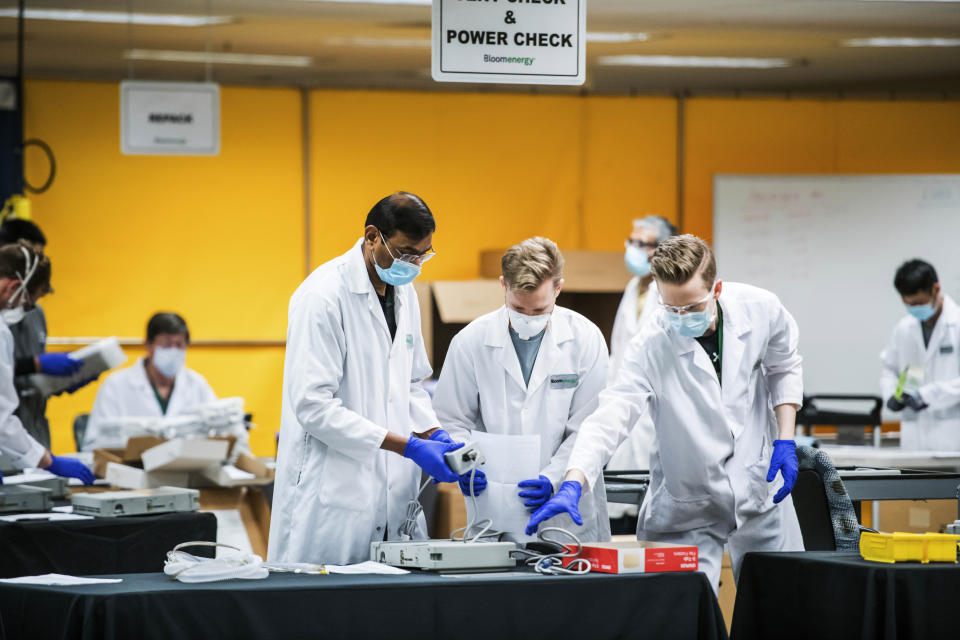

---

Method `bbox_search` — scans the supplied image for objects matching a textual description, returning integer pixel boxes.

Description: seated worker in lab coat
[881,259,960,450]
[526,234,804,593]
[82,312,216,450]
[434,237,611,543]
[0,219,96,450]
[0,242,93,484]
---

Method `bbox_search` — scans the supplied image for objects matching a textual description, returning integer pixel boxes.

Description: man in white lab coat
[0,243,93,484]
[434,237,611,542]
[881,259,960,450]
[526,234,804,592]
[268,192,463,565]
[82,313,217,450]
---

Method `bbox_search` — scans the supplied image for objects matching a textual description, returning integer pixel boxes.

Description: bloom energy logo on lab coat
[432,0,586,85]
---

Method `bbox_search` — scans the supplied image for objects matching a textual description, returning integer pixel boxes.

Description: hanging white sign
[432,0,586,86]
[120,81,220,156]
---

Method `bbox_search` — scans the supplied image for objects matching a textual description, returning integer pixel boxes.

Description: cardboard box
[201,454,276,487]
[433,481,468,538]
[142,438,229,472]
[105,462,191,490]
[563,540,698,574]
[876,499,958,534]
[480,249,631,293]
[92,436,168,478]
[718,552,735,635]
[198,487,272,559]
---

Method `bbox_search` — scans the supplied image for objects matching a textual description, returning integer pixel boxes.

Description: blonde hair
[650,234,716,288]
[501,237,565,291]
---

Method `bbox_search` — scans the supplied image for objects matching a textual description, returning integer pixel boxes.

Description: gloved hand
[37,353,83,377]
[428,429,455,444]
[525,480,582,535]
[902,393,928,412]
[518,475,554,512]
[459,468,487,497]
[403,436,463,483]
[886,395,905,412]
[61,375,99,396]
[46,455,94,485]
[766,439,798,504]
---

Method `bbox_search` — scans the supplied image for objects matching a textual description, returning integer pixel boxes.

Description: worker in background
[606,215,677,528]
[268,192,462,566]
[0,242,93,483]
[881,259,960,450]
[82,313,217,450]
[434,237,610,542]
[526,235,804,593]
[0,219,96,450]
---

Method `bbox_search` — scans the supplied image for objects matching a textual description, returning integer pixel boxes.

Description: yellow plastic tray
[859,532,960,564]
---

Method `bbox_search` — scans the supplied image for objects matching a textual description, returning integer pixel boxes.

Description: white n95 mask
[1,306,25,325]
[152,347,186,378]
[508,308,550,340]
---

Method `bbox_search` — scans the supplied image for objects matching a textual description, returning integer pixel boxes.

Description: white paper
[0,574,122,585]
[2,471,56,484]
[463,431,541,538]
[0,513,93,522]
[52,505,74,514]
[324,561,409,575]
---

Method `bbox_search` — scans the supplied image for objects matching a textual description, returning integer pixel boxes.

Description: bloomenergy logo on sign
[432,0,586,85]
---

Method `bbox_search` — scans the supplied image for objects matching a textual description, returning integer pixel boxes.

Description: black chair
[792,445,874,551]
[72,413,89,451]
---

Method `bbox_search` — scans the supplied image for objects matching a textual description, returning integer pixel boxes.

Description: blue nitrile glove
[525,480,583,535]
[902,393,928,412]
[403,436,463,483]
[46,455,95,486]
[886,395,905,412]
[37,353,83,377]
[428,429,455,444]
[766,440,798,504]
[518,475,554,512]
[459,468,487,497]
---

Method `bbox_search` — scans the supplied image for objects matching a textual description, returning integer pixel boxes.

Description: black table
[731,551,960,640]
[0,568,727,640]
[0,512,216,578]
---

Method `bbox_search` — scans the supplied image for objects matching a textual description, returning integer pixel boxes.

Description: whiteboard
[713,174,960,402]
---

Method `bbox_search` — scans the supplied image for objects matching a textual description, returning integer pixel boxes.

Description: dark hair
[0,219,47,248]
[0,241,52,297]
[365,192,435,241]
[894,259,938,296]
[146,312,190,344]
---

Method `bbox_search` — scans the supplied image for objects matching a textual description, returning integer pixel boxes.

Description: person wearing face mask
[881,259,960,450]
[0,242,93,484]
[525,234,804,594]
[81,312,217,451]
[433,237,610,542]
[268,192,463,567]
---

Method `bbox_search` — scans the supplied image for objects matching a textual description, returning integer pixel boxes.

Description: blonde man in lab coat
[881,259,960,450]
[269,192,464,566]
[434,237,611,542]
[526,234,804,592]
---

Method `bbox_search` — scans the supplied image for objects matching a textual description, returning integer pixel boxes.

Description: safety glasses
[379,230,436,265]
[659,286,716,315]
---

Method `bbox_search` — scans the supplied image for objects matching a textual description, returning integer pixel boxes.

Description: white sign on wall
[432,0,586,86]
[120,81,220,156]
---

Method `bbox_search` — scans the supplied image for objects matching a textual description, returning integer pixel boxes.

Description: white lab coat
[268,239,440,565]
[0,321,46,467]
[881,295,960,450]
[567,283,803,571]
[82,358,217,450]
[434,306,611,543]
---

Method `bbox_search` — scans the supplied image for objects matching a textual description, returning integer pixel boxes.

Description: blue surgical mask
[667,303,716,338]
[374,232,422,286]
[906,303,936,322]
[624,245,651,277]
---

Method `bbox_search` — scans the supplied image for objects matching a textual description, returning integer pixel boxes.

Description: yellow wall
[18,80,960,455]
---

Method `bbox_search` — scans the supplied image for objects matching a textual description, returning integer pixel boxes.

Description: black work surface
[731,551,960,640]
[0,512,216,578]
[0,568,726,640]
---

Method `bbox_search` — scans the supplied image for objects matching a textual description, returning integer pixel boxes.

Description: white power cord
[510,527,592,575]
[450,467,504,544]
[398,477,433,541]
[164,542,268,583]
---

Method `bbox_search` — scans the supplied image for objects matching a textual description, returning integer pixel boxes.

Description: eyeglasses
[626,239,658,250]
[379,231,436,265]
[659,287,715,315]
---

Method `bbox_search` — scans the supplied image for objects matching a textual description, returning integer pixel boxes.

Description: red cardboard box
[564,541,698,574]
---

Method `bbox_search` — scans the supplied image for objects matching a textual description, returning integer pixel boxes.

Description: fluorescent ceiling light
[598,55,791,69]
[860,0,960,3]
[296,0,431,5]
[325,36,430,47]
[0,9,232,26]
[586,32,649,43]
[124,49,312,67]
[842,37,960,47]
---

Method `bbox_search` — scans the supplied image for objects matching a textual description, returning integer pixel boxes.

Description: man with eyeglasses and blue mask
[525,234,804,594]
[881,259,960,451]
[269,192,464,566]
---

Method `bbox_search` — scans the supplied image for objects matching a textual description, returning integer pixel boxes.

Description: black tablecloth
[731,551,960,640]
[0,568,726,640]
[0,512,216,578]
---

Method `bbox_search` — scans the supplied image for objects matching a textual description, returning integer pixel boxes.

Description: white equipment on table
[71,487,199,517]
[370,539,517,572]
[0,485,53,513]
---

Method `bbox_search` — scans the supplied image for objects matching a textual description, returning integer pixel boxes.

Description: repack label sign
[432,0,586,85]
[120,81,220,156]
